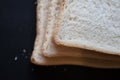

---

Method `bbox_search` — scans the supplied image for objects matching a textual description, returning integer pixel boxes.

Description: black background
[0,0,120,80]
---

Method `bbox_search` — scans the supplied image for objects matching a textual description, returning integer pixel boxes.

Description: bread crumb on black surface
[14,56,18,61]
[23,49,26,53]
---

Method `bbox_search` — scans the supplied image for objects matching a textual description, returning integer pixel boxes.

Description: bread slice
[55,0,120,56]
[42,0,120,61]
[33,0,50,54]
[31,51,120,68]
[31,0,50,63]
[31,0,120,68]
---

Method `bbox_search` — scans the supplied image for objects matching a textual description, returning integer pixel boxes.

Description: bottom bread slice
[31,51,120,68]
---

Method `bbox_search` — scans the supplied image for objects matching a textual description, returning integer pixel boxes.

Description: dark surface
[0,0,120,80]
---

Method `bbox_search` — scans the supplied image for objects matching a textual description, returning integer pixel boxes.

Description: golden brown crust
[31,52,120,68]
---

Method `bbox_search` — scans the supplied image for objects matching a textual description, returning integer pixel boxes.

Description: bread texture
[55,0,120,56]
[42,0,120,61]
[31,0,120,68]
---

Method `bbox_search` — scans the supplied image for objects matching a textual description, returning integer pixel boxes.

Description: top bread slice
[55,0,120,56]
[42,0,120,61]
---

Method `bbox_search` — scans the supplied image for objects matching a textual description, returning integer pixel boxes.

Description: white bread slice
[31,0,120,68]
[55,0,120,56]
[42,0,120,61]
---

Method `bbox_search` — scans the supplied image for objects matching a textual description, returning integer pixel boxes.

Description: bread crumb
[14,56,18,61]
[23,49,26,53]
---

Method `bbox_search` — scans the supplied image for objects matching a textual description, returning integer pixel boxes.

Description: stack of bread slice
[31,0,120,68]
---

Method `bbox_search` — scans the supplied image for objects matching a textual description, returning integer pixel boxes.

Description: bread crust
[31,49,120,68]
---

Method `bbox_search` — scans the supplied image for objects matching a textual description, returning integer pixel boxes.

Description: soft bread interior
[55,0,120,56]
